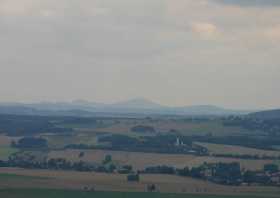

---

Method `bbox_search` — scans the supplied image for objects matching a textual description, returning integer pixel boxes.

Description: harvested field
[0,168,279,196]
[48,149,273,171]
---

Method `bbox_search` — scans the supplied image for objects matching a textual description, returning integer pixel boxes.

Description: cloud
[265,26,280,40]
[0,0,111,17]
[0,0,31,16]
[213,0,280,7]
[0,0,280,108]
[190,22,220,39]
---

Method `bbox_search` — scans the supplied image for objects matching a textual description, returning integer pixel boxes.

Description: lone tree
[79,152,85,158]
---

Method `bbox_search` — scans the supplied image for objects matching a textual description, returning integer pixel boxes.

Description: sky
[0,0,279,109]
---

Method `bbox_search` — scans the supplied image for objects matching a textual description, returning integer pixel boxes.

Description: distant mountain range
[0,98,253,117]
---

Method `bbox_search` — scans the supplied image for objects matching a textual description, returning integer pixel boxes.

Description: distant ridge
[0,98,252,117]
[109,98,164,109]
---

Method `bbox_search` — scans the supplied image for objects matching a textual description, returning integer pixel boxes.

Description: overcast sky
[0,0,279,109]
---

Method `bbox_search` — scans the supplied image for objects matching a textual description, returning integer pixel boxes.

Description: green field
[0,147,18,160]
[0,189,277,198]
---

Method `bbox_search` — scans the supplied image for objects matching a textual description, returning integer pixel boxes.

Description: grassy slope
[0,189,277,198]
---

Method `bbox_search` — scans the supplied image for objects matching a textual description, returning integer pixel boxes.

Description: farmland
[0,168,279,196]
[1,114,280,197]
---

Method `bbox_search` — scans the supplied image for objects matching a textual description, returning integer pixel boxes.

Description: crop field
[48,149,273,171]
[0,189,278,198]
[196,142,280,157]
[0,168,279,196]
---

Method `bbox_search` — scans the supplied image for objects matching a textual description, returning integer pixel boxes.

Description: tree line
[1,151,279,186]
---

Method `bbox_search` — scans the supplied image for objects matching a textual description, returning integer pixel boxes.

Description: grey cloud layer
[0,0,280,109]
[214,0,280,7]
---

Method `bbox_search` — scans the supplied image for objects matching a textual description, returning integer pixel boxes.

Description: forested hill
[250,109,280,120]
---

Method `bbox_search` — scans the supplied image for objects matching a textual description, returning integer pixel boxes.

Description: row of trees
[141,162,280,186]
[0,152,133,174]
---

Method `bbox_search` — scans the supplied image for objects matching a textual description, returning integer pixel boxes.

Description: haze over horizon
[0,97,271,111]
[1,0,280,109]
